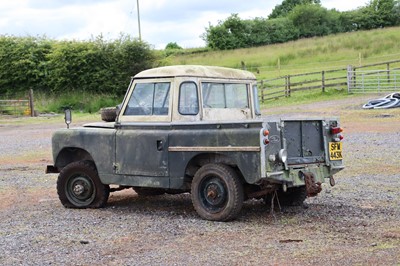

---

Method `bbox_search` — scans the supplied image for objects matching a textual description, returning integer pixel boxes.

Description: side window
[179,82,199,115]
[124,82,170,116]
[252,84,261,116]
[202,82,249,109]
[202,83,225,108]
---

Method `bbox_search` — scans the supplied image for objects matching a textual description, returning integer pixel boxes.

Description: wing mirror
[64,108,72,129]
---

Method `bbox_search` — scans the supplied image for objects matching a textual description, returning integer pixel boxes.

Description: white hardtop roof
[134,65,257,80]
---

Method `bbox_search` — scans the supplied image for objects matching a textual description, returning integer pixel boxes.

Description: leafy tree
[249,17,299,45]
[0,36,52,95]
[269,0,321,19]
[202,14,251,50]
[354,0,399,29]
[0,35,156,96]
[289,4,339,37]
[165,42,182,50]
[338,11,359,32]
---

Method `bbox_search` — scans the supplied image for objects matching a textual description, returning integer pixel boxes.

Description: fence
[258,59,400,103]
[348,60,400,93]
[0,89,35,116]
[258,68,348,102]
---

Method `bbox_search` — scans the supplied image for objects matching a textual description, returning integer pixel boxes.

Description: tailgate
[282,120,326,165]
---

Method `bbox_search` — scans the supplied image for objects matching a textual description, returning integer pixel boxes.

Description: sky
[0,0,368,49]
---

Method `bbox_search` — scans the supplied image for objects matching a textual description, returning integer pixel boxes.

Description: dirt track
[0,95,399,265]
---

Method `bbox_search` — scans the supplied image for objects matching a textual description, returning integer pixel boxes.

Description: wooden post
[347,65,354,93]
[29,89,35,117]
[322,71,325,93]
[241,61,246,70]
[287,75,291,97]
[387,63,390,84]
[277,57,281,77]
[260,80,264,104]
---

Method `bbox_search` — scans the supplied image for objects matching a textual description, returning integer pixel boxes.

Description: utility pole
[136,0,142,41]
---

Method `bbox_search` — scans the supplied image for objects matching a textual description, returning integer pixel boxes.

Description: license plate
[329,142,343,160]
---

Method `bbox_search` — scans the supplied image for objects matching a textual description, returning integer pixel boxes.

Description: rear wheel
[57,161,110,208]
[191,164,244,221]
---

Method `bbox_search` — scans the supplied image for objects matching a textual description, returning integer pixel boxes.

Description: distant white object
[362,92,400,109]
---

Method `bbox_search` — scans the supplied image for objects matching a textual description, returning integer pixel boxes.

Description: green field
[168,27,400,80]
[16,27,400,113]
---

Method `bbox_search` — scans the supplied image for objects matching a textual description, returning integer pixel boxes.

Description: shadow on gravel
[101,189,399,226]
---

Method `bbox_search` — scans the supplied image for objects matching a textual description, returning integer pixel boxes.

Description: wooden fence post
[347,65,353,93]
[286,75,291,97]
[29,89,35,117]
[322,71,325,93]
[260,80,264,104]
[387,63,390,84]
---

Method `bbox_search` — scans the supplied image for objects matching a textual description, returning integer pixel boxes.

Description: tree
[269,0,321,19]
[289,4,339,38]
[165,42,182,50]
[249,17,299,45]
[354,0,399,29]
[202,14,252,50]
[0,36,52,95]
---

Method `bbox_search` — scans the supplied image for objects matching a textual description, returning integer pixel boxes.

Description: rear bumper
[46,165,59,174]
[264,163,344,187]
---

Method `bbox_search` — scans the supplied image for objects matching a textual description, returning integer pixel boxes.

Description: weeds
[34,92,122,113]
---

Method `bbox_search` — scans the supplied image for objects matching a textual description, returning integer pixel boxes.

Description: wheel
[133,187,166,196]
[191,164,244,221]
[57,161,110,208]
[100,107,118,122]
[265,186,307,207]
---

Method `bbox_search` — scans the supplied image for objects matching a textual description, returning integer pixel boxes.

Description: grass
[168,27,400,80]
[34,91,122,114]
[0,112,100,126]
[3,28,399,114]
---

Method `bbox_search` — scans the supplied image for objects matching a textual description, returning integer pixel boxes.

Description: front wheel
[57,161,110,208]
[191,164,244,221]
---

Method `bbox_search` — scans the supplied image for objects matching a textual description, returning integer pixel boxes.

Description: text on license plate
[329,142,343,160]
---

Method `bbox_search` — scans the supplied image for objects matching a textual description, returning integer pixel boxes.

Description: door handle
[157,140,163,151]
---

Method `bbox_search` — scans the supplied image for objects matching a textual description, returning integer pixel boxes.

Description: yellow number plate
[329,142,343,160]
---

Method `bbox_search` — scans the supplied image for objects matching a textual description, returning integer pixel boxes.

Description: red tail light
[331,127,343,135]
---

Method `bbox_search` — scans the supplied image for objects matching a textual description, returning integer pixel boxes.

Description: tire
[191,164,244,221]
[265,186,307,207]
[57,161,110,208]
[133,187,166,196]
[101,107,118,122]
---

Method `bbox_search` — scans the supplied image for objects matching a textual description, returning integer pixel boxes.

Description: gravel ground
[0,97,399,265]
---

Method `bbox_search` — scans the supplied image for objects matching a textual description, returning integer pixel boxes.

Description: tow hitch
[303,172,322,197]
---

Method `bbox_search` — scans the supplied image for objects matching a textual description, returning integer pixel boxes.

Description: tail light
[330,127,343,135]
[262,128,269,145]
[331,126,344,141]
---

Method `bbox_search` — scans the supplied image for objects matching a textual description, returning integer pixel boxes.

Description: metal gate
[347,69,400,93]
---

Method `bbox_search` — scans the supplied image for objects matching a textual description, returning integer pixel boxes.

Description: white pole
[137,0,142,41]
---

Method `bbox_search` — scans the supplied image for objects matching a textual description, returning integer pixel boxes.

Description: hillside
[167,27,400,80]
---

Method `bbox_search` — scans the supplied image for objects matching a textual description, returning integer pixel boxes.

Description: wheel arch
[183,153,246,183]
[55,147,95,171]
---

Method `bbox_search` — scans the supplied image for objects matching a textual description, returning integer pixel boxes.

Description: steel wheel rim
[199,175,228,213]
[66,174,96,206]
